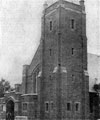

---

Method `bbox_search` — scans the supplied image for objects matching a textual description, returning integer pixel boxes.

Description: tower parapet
[79,0,85,11]
[43,1,48,9]
[22,65,29,76]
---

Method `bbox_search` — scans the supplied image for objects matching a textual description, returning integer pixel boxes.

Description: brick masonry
[0,0,92,120]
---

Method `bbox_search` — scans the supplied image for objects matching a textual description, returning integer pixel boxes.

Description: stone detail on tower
[37,71,42,77]
[84,70,89,76]
[61,67,67,73]
[53,66,58,73]
[53,66,67,73]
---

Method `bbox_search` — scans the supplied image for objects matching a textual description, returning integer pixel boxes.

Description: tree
[93,83,100,92]
[0,78,11,98]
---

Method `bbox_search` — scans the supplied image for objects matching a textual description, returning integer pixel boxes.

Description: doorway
[6,100,14,120]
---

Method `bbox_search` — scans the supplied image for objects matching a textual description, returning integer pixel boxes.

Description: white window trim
[75,102,80,112]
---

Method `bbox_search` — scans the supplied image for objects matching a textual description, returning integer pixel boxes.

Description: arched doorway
[6,100,14,120]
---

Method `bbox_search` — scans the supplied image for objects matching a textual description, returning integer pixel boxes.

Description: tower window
[50,21,52,31]
[72,74,75,81]
[72,48,74,55]
[49,75,51,80]
[22,103,27,111]
[45,102,49,112]
[75,102,80,112]
[67,102,71,111]
[49,49,52,56]
[34,74,37,93]
[71,19,75,30]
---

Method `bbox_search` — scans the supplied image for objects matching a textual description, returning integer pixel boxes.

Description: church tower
[40,0,89,120]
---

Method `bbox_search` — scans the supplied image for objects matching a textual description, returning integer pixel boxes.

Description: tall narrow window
[75,102,80,112]
[22,103,27,111]
[34,73,37,93]
[67,102,71,111]
[50,21,52,31]
[49,49,52,56]
[45,102,49,112]
[72,74,75,81]
[49,75,51,80]
[72,48,74,55]
[0,105,3,111]
[1,105,3,111]
[35,110,37,118]
[71,19,75,30]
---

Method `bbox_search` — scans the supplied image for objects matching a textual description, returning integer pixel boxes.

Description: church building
[0,0,99,120]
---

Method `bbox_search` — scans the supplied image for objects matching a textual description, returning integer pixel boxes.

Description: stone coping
[21,93,38,96]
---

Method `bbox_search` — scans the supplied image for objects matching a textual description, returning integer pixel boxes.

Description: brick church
[0,0,99,120]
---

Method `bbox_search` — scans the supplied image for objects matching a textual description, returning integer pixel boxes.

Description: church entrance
[6,100,14,120]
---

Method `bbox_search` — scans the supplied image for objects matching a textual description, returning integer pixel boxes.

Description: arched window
[34,73,37,93]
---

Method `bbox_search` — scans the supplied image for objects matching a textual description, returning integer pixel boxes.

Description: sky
[0,0,100,86]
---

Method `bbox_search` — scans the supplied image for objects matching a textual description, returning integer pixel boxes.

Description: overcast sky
[0,0,100,86]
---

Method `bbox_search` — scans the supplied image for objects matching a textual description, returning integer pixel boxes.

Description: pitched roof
[28,43,42,75]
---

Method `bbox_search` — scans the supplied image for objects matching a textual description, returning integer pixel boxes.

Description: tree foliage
[93,83,100,92]
[0,78,11,98]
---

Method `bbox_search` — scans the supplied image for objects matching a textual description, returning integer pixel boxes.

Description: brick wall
[39,1,90,120]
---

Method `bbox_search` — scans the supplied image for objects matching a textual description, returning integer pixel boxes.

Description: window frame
[50,21,53,31]
[45,101,49,112]
[72,48,74,55]
[33,73,38,94]
[75,102,80,112]
[0,104,3,111]
[70,19,75,30]
[49,48,52,56]
[72,74,75,81]
[67,101,72,111]
[22,102,28,112]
